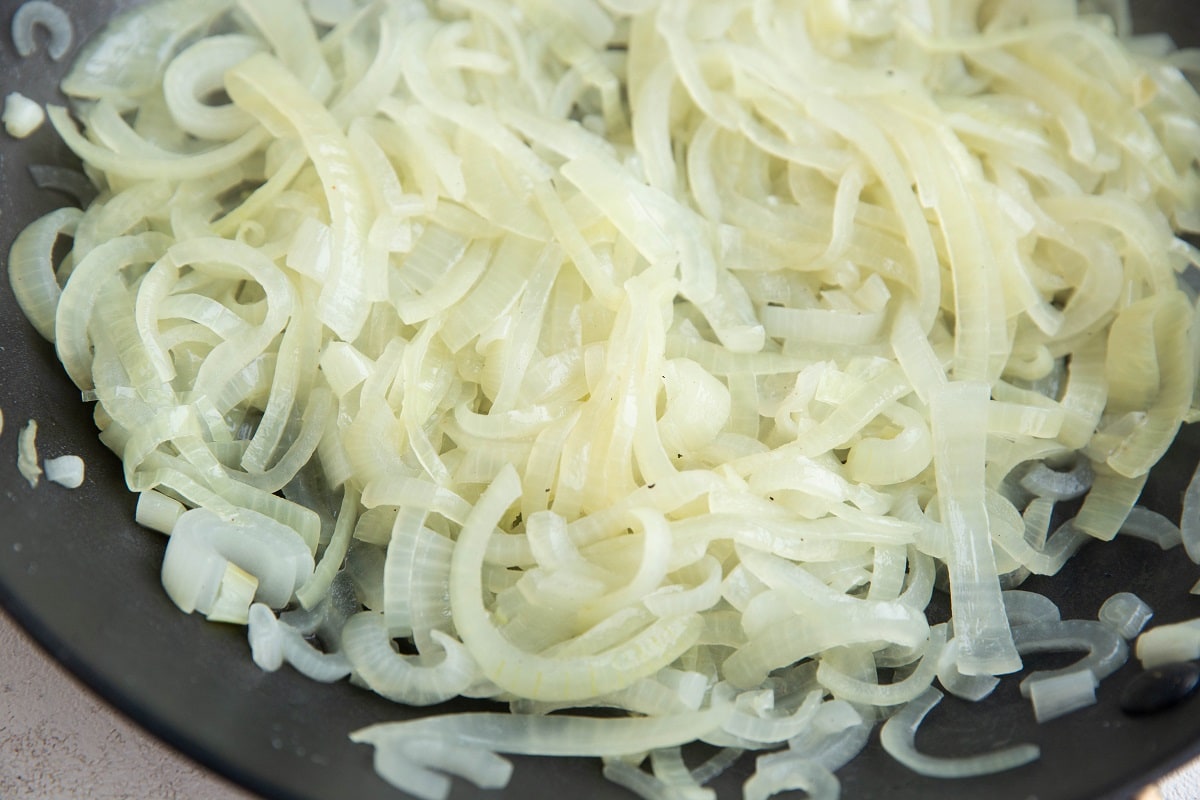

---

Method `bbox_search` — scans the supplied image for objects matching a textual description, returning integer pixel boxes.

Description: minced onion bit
[9,0,1200,796]
[3,92,46,139]
[43,454,86,489]
[16,420,42,489]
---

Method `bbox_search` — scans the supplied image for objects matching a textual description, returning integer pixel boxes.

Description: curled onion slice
[880,688,1039,778]
[1012,620,1129,697]
[12,1,72,60]
[160,507,314,621]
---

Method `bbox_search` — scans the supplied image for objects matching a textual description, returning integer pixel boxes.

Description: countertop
[2,605,1200,800]
[0,607,253,800]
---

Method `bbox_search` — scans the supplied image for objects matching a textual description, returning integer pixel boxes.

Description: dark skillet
[2,2,1200,798]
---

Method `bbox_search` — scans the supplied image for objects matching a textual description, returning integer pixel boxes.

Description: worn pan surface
[2,1,1200,798]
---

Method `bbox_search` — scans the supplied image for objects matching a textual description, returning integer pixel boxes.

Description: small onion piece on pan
[880,688,1040,778]
[11,0,72,61]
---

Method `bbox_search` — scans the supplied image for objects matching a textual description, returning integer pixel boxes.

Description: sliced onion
[160,507,315,620]
[341,612,477,706]
[1027,670,1098,723]
[135,489,186,534]
[1183,458,1200,563]
[449,467,703,701]
[366,735,513,800]
[711,688,823,746]
[602,758,713,800]
[248,599,354,683]
[689,747,745,786]
[247,602,285,670]
[743,754,839,800]
[1119,506,1183,550]
[1002,591,1062,628]
[1098,592,1154,640]
[352,701,733,761]
[1012,619,1129,697]
[7,206,82,341]
[929,382,1020,676]
[817,624,945,707]
[1136,619,1200,669]
[880,688,1039,778]
[162,34,263,140]
[647,747,712,800]
[294,485,359,609]
[12,1,72,61]
[13,1,1200,797]
[787,716,871,773]
[60,0,229,98]
[1019,458,1095,501]
[937,637,1000,702]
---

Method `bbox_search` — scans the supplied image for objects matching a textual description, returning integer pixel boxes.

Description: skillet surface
[2,1,1200,798]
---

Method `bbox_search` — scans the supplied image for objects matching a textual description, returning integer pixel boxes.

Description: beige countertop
[2,605,1200,800]
[0,607,254,800]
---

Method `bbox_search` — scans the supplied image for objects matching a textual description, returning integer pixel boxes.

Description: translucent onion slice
[160,507,315,619]
[12,0,72,60]
[1002,591,1062,627]
[880,688,1039,778]
[1136,619,1200,669]
[1182,458,1200,563]
[785,709,871,773]
[648,747,712,800]
[1119,507,1183,550]
[929,382,1020,676]
[817,624,946,707]
[688,747,745,786]
[449,466,704,701]
[7,206,82,341]
[351,702,734,759]
[1027,670,1098,723]
[247,602,352,682]
[1019,458,1095,501]
[711,688,824,746]
[162,35,263,141]
[1011,620,1129,697]
[294,485,359,609]
[340,612,478,705]
[1098,592,1154,640]
[225,52,377,341]
[743,755,839,800]
[47,105,269,181]
[936,637,1000,702]
[60,0,230,98]
[603,758,713,800]
[383,508,455,646]
[135,490,186,534]
[364,735,513,800]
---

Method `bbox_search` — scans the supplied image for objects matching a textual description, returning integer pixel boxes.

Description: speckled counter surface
[0,608,254,800]
[2,604,1200,800]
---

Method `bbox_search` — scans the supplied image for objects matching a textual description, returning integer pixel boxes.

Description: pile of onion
[9,0,1200,797]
